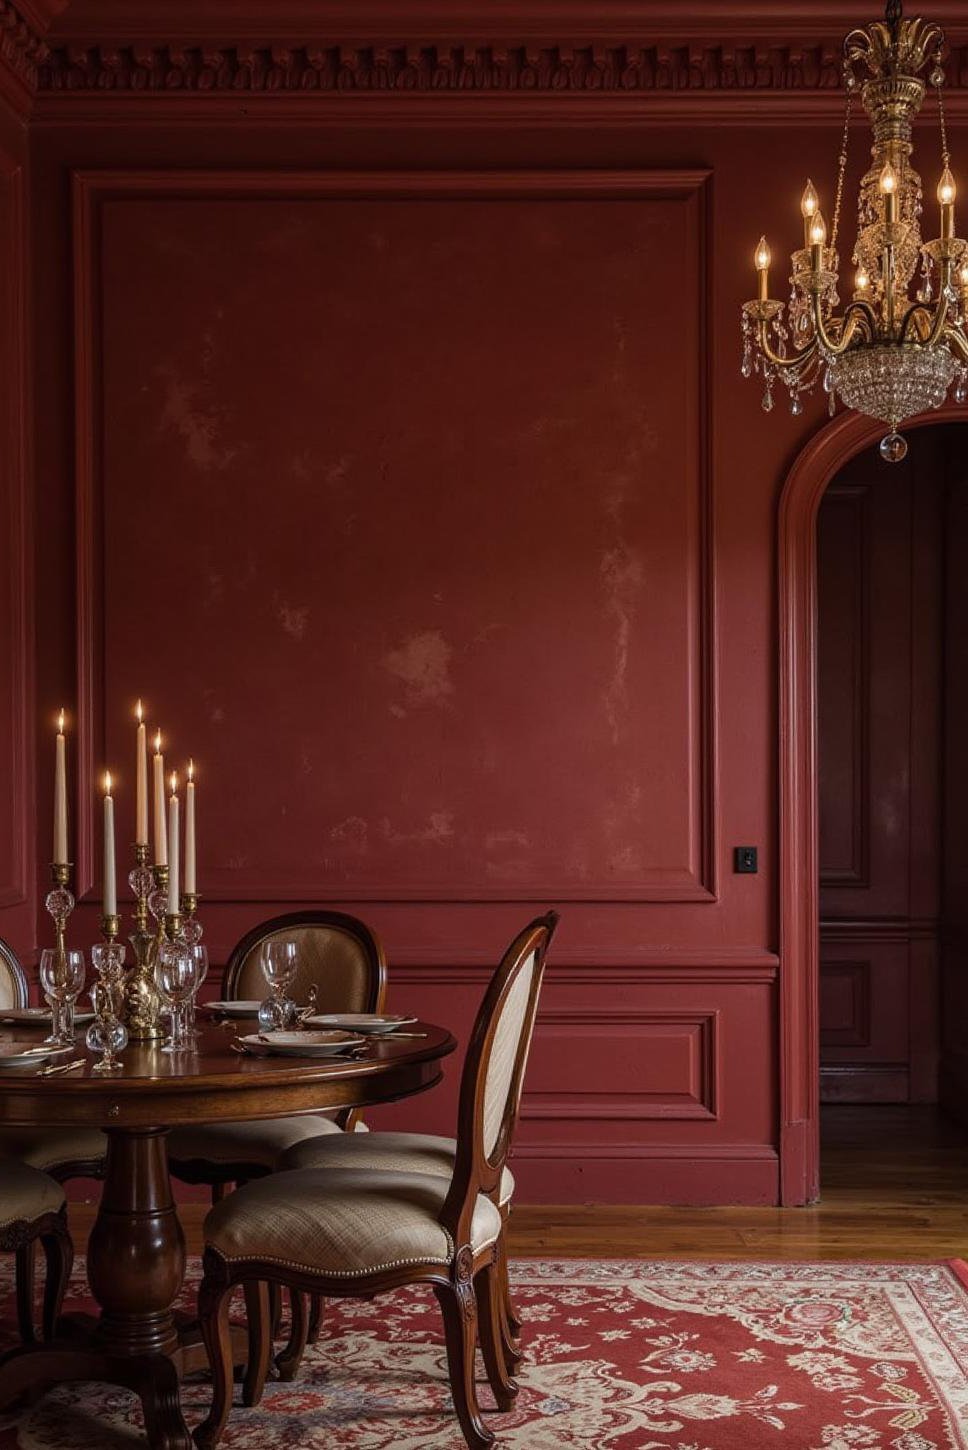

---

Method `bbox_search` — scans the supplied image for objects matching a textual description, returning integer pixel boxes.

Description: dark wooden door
[817,439,943,1103]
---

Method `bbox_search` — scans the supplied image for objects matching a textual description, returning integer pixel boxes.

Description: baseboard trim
[508,1144,778,1206]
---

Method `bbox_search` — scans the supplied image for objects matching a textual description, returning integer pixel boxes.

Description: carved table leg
[0,1127,194,1450]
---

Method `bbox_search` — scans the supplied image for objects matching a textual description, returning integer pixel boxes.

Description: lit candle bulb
[754,235,771,301]
[809,211,826,270]
[854,266,870,296]
[801,178,819,245]
[938,166,956,239]
[167,771,180,915]
[152,729,167,866]
[103,771,117,917]
[53,709,68,866]
[880,161,898,224]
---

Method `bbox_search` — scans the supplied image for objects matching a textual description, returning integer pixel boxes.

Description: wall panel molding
[523,1007,719,1121]
[72,165,716,907]
[0,155,29,918]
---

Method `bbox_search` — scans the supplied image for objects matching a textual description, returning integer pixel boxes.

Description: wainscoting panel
[73,169,715,907]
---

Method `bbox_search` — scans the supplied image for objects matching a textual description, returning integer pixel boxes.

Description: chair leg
[275,1289,310,1381]
[268,1282,284,1339]
[241,1281,272,1407]
[307,1292,324,1345]
[496,1233,523,1374]
[434,1276,494,1450]
[475,1263,518,1411]
[15,1241,36,1345]
[195,1277,236,1450]
[498,1223,521,1334]
[40,1217,74,1340]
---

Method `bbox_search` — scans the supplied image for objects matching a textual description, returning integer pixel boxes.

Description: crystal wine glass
[86,982,128,1073]
[184,945,209,1040]
[39,948,85,1047]
[154,941,199,1054]
[260,939,298,1032]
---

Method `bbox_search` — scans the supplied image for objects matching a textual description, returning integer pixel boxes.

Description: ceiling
[37,1,968,47]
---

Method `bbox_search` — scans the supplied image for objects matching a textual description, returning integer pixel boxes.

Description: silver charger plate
[203,1001,262,1019]
[238,1030,364,1058]
[303,1013,418,1035]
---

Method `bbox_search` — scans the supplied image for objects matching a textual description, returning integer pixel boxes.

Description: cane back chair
[193,910,558,1450]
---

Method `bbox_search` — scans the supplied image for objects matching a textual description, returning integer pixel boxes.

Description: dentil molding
[32,39,968,95]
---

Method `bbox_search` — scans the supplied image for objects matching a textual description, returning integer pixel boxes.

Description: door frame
[777,405,963,1205]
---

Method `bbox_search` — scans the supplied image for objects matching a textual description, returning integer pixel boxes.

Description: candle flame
[154,729,162,754]
[187,759,194,782]
[170,770,177,795]
[104,770,112,795]
[136,699,143,723]
[57,709,65,734]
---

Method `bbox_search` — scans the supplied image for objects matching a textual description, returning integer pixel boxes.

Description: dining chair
[0,938,103,1341]
[0,1159,74,1343]
[167,910,387,1197]
[193,911,558,1450]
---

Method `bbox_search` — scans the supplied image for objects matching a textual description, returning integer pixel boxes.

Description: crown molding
[27,38,968,100]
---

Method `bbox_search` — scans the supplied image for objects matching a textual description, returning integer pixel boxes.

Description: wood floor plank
[63,1104,968,1262]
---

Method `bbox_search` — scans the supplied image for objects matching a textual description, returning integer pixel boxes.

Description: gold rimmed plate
[238,1030,364,1059]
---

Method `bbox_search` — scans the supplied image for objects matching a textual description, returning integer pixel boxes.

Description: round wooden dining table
[0,1020,456,1449]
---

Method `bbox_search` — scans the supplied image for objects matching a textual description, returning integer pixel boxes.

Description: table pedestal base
[0,1126,246,1448]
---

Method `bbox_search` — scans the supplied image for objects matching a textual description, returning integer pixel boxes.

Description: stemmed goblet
[184,945,209,1041]
[86,982,128,1073]
[39,948,85,1047]
[258,939,298,1033]
[154,940,200,1054]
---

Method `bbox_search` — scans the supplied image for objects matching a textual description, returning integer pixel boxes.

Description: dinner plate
[203,1001,262,1018]
[238,1030,364,1058]
[303,1013,418,1035]
[0,1008,95,1027]
[0,1041,72,1068]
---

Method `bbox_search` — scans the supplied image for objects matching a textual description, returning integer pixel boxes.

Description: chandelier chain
[885,0,902,44]
[830,88,853,250]
[935,62,950,171]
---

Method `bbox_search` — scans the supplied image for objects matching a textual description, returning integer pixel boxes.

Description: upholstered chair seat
[206,1168,502,1277]
[0,1127,108,1178]
[281,1130,515,1206]
[0,1159,74,1343]
[0,1161,65,1226]
[168,1115,341,1173]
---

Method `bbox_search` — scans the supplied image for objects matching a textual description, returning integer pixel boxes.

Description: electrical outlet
[734,846,758,874]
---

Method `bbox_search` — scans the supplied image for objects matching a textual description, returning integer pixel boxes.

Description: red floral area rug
[0,1259,966,1448]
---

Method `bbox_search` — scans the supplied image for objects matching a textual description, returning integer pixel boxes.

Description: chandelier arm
[808,292,868,357]
[899,297,948,346]
[755,318,819,371]
[943,325,968,363]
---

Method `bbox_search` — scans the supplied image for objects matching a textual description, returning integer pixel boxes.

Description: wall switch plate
[734,846,758,874]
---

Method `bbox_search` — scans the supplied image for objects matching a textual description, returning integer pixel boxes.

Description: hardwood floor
[508,1105,968,1260]
[68,1105,968,1261]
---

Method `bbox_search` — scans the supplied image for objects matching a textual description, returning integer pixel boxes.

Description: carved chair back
[441,911,558,1249]
[0,937,29,1012]
[224,910,387,1016]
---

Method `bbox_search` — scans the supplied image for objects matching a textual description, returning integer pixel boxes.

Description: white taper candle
[167,775,179,915]
[103,774,117,916]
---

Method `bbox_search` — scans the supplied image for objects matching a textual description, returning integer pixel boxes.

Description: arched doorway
[777,406,967,1205]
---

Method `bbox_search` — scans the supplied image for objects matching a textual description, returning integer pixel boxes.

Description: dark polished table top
[0,1020,457,1127]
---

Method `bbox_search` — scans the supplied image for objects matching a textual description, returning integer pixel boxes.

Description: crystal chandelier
[741,0,968,462]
